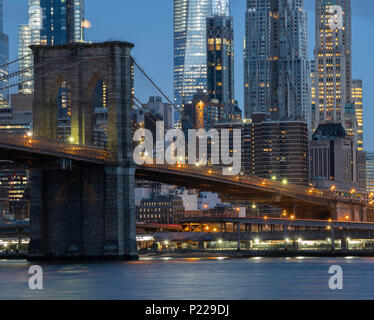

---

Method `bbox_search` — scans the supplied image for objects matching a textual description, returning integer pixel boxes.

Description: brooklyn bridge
[0,41,373,260]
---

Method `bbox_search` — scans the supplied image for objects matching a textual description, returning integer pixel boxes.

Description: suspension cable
[0,51,74,82]
[0,53,33,70]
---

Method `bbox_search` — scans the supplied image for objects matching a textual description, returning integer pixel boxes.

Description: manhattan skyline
[3,0,374,150]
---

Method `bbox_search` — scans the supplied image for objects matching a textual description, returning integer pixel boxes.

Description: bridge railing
[0,132,371,205]
[140,163,372,205]
[140,163,327,197]
[0,133,115,163]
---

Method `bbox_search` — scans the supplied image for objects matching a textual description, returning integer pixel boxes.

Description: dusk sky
[4,0,374,150]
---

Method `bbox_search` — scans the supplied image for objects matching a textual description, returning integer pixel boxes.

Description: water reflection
[0,257,373,300]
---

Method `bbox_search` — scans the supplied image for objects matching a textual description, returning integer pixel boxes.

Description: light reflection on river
[0,257,373,300]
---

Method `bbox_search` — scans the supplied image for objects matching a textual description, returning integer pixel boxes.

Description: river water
[0,257,373,300]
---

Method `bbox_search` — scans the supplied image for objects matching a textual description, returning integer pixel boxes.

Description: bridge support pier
[104,165,137,259]
[28,165,138,261]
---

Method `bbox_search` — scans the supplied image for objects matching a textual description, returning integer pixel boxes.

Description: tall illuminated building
[40,0,85,45]
[17,0,85,93]
[313,0,352,133]
[174,0,212,125]
[0,0,9,108]
[310,60,316,126]
[244,0,310,123]
[207,1,234,119]
[352,79,363,151]
[366,153,374,193]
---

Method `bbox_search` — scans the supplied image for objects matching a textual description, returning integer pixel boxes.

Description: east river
[0,257,373,299]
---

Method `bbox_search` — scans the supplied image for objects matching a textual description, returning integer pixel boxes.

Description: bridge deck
[0,133,116,165]
[0,134,372,210]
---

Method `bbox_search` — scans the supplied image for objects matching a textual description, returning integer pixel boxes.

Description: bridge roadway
[0,132,115,165]
[136,164,374,217]
[0,133,372,219]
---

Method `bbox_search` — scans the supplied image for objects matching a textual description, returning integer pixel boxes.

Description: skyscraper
[17,0,85,93]
[366,152,374,193]
[312,0,352,132]
[0,0,9,108]
[215,114,310,185]
[40,0,85,46]
[310,59,316,123]
[352,79,363,151]
[174,0,212,125]
[244,0,310,123]
[277,0,310,122]
[206,6,234,119]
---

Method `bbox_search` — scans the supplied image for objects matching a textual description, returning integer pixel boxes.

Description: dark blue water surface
[0,257,373,300]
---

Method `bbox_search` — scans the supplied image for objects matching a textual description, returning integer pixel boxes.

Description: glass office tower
[313,0,352,132]
[40,0,85,45]
[18,0,85,93]
[207,12,234,119]
[0,0,9,108]
[174,0,212,125]
[352,79,363,151]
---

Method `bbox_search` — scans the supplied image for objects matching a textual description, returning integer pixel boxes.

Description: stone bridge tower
[29,42,137,261]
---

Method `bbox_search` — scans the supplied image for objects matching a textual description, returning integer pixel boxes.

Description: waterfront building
[137,195,185,225]
[0,95,34,221]
[181,191,221,213]
[174,0,212,125]
[0,0,8,108]
[215,114,310,186]
[244,0,310,123]
[310,123,357,190]
[312,0,352,132]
